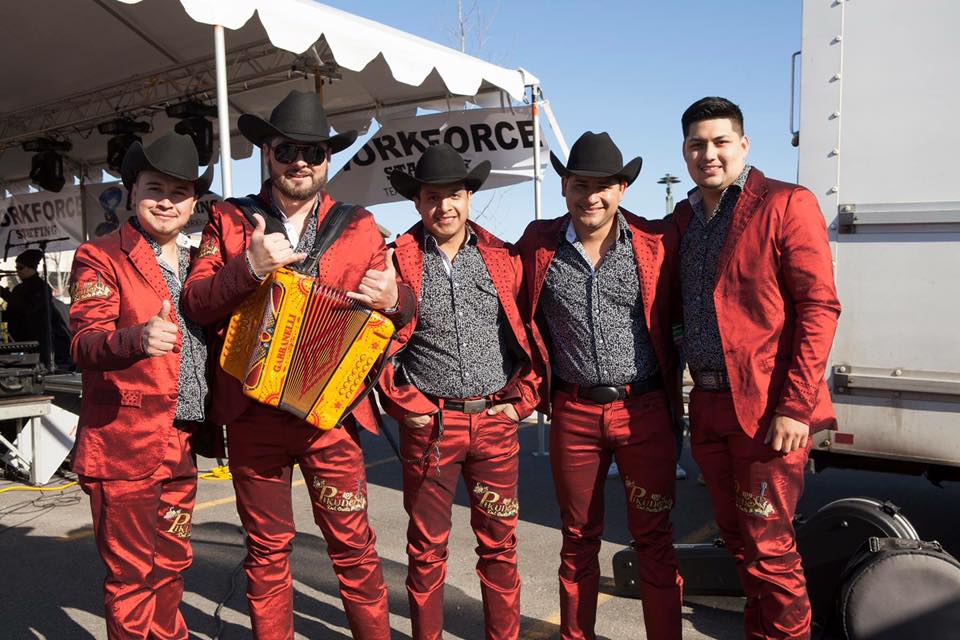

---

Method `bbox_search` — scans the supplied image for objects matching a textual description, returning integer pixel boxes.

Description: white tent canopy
[0,0,541,193]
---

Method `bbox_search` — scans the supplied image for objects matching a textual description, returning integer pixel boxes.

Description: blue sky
[228,0,804,241]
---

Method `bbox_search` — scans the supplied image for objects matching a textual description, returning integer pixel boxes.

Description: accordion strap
[301,201,360,274]
[227,195,360,275]
[226,195,286,236]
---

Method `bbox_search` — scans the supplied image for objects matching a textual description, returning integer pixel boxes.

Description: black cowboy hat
[389,143,491,201]
[120,132,214,193]
[550,131,642,186]
[238,90,357,154]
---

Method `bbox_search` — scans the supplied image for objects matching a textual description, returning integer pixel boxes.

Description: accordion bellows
[221,267,394,429]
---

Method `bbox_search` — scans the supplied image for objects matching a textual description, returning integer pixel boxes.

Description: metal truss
[0,39,340,152]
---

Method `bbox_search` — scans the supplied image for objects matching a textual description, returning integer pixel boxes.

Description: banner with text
[329,108,548,206]
[0,182,219,258]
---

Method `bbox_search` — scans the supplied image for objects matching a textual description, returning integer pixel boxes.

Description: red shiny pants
[690,389,812,640]
[80,427,197,640]
[550,389,682,640]
[401,408,520,640]
[227,404,390,640]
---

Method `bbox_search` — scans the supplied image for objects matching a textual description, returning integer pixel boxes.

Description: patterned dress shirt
[400,228,515,399]
[540,211,659,387]
[267,190,321,277]
[132,218,208,421]
[679,165,752,373]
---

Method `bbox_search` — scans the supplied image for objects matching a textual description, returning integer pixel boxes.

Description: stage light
[97,118,152,171]
[22,138,72,192]
[166,100,218,165]
[175,117,214,164]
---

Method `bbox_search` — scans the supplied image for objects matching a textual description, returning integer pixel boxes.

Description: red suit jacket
[516,209,682,422]
[378,220,540,420]
[672,168,841,437]
[69,222,189,480]
[181,183,415,434]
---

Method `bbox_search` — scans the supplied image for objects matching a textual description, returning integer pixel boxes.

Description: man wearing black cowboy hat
[517,131,684,640]
[182,89,415,639]
[377,144,539,640]
[68,131,213,639]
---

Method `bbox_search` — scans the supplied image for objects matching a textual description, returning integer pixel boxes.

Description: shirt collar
[688,165,752,217]
[563,210,632,245]
[266,187,319,222]
[423,224,477,252]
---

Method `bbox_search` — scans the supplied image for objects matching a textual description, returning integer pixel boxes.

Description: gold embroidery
[163,507,192,539]
[473,483,519,518]
[735,481,775,518]
[624,477,674,513]
[312,478,368,512]
[70,274,112,303]
[197,236,220,259]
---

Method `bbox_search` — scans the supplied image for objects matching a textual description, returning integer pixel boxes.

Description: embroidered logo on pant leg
[624,477,674,513]
[472,482,519,518]
[735,480,775,518]
[163,507,193,538]
[312,478,368,512]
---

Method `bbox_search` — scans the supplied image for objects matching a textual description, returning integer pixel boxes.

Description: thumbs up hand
[142,299,179,357]
[246,213,307,278]
[347,247,400,310]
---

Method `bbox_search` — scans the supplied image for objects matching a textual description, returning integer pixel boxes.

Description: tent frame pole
[214,25,233,198]
[531,83,548,458]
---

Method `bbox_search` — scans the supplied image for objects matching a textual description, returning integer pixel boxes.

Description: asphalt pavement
[3,416,959,639]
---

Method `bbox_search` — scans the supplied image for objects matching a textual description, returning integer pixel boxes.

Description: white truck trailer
[797,0,960,481]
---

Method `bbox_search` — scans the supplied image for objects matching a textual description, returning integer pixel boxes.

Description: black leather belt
[554,374,662,404]
[691,370,732,391]
[432,397,492,414]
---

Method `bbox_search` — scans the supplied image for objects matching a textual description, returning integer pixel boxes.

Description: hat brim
[390,160,492,201]
[121,142,215,195]
[237,114,357,154]
[550,152,643,186]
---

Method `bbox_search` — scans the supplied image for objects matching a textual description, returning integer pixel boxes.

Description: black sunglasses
[271,142,329,165]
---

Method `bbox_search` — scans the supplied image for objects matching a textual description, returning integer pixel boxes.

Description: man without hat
[378,144,540,640]
[68,131,214,638]
[517,132,684,639]
[673,97,840,639]
[181,89,416,639]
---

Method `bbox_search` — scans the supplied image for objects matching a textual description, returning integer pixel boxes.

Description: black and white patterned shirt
[266,191,321,277]
[131,218,209,422]
[540,212,659,386]
[399,229,514,399]
[679,166,751,373]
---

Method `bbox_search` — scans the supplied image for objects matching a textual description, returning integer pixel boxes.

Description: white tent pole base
[214,24,233,199]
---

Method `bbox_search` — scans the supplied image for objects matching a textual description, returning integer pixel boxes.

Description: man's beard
[271,163,327,201]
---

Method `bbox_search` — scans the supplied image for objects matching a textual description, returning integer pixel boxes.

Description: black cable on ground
[212,526,246,640]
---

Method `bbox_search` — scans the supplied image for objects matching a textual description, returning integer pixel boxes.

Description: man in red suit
[673,97,841,639]
[517,132,683,640]
[377,144,539,640]
[69,132,213,639]
[181,90,415,640]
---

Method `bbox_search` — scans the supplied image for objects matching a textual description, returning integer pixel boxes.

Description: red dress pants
[401,408,520,640]
[227,403,390,640]
[550,388,682,640]
[689,389,812,640]
[80,427,197,640]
